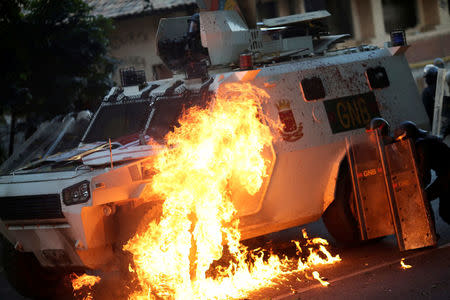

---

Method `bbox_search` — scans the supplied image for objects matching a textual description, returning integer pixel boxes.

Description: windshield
[146,96,207,141]
[83,102,151,143]
[0,112,91,175]
[0,95,209,174]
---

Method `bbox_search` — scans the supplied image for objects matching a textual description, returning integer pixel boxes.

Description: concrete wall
[257,0,449,59]
[109,11,189,84]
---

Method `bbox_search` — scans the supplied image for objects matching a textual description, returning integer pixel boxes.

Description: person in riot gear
[422,65,438,126]
[393,120,427,141]
[394,121,450,225]
[433,57,445,69]
[423,64,435,76]
[394,121,430,184]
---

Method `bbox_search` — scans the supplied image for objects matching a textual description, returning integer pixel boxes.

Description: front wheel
[322,161,361,245]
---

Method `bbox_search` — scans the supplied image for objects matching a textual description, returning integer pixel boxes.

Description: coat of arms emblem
[276,100,303,142]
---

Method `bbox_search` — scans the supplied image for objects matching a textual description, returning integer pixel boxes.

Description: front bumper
[0,171,107,268]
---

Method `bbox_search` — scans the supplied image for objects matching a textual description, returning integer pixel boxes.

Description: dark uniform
[415,135,450,224]
[445,70,450,137]
[422,66,438,127]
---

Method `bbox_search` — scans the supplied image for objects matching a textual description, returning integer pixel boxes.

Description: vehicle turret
[156,10,350,78]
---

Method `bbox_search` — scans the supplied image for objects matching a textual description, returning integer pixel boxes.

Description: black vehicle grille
[0,194,64,221]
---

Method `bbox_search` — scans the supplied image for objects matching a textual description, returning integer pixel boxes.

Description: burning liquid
[123,82,276,298]
[120,82,341,299]
[72,82,341,299]
[400,258,412,269]
[312,271,330,287]
[71,273,101,300]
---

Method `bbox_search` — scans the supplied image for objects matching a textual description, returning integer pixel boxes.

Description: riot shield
[346,131,394,240]
[347,130,437,251]
[384,139,437,251]
[432,68,446,137]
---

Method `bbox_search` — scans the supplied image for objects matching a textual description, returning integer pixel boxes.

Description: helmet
[424,65,438,86]
[366,117,390,136]
[433,57,445,69]
[423,64,435,76]
[393,121,427,141]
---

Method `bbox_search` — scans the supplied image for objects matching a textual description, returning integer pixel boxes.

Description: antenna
[109,138,114,169]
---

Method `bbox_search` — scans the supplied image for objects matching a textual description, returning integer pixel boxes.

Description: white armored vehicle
[0,9,429,297]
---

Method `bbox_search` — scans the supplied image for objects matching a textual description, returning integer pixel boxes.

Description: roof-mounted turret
[156,9,350,77]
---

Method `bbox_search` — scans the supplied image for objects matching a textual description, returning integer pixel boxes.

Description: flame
[293,229,341,271]
[395,132,407,141]
[71,273,101,291]
[400,258,412,269]
[71,273,101,300]
[312,271,330,286]
[114,82,339,299]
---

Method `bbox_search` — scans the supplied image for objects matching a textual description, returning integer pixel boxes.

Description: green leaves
[0,0,114,155]
[0,0,114,120]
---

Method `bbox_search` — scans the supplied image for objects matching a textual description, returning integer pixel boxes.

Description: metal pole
[432,68,446,136]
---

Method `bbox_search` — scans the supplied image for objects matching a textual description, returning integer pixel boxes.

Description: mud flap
[347,130,437,251]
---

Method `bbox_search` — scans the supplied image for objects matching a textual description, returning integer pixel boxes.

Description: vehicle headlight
[62,181,90,206]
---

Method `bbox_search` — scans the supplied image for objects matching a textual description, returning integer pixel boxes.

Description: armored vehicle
[0,9,428,297]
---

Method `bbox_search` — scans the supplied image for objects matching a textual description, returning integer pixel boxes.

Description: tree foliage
[0,0,114,150]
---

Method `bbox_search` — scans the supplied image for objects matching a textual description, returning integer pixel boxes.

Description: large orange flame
[120,82,341,299]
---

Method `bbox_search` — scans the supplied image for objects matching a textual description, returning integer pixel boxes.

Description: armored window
[153,64,173,80]
[300,77,326,101]
[83,102,151,143]
[120,67,146,87]
[366,67,390,90]
[146,96,208,142]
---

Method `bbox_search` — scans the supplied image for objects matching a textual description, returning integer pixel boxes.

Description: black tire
[1,237,74,300]
[322,160,361,245]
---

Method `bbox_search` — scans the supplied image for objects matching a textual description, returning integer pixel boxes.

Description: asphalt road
[249,199,450,300]
[0,261,25,299]
[1,202,449,300]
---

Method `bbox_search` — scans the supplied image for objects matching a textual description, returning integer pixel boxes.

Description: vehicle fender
[129,182,161,202]
[322,147,347,213]
[130,182,148,199]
